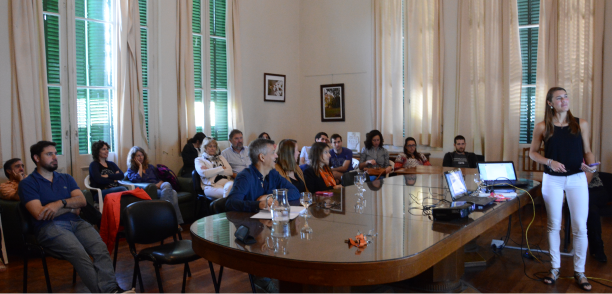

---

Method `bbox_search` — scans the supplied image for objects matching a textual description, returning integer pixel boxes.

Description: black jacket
[442,151,478,168]
[303,166,335,193]
[180,143,200,177]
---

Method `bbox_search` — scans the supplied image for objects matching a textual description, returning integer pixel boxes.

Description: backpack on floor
[156,164,180,190]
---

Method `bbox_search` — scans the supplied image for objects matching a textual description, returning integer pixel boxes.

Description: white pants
[541,172,589,272]
[204,178,234,199]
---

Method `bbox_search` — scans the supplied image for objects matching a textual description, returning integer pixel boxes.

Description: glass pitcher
[271,188,290,223]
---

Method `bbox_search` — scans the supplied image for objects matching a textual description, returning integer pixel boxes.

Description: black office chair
[124,200,206,293]
[209,197,228,215]
[112,194,149,270]
[17,203,77,293]
[192,170,218,219]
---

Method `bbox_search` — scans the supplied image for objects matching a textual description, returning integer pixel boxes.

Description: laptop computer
[443,169,495,210]
[477,161,530,189]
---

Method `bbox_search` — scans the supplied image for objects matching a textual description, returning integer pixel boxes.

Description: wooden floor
[2,204,612,293]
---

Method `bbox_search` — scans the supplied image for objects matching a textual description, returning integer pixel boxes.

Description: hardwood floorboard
[2,204,612,293]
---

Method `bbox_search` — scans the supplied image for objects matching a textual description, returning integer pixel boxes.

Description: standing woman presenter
[529,87,598,291]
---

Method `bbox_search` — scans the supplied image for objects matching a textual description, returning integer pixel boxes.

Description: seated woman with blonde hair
[303,142,343,193]
[195,137,234,198]
[275,139,308,193]
[125,146,184,226]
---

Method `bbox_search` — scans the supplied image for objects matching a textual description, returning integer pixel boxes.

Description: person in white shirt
[299,132,329,166]
[196,138,234,199]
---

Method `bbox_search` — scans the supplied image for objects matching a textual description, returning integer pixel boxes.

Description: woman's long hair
[127,146,149,171]
[364,130,384,150]
[91,140,110,162]
[309,142,332,177]
[188,132,206,144]
[543,87,580,141]
[403,137,423,161]
[276,139,297,172]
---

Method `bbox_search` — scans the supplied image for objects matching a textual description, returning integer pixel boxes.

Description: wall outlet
[491,239,505,249]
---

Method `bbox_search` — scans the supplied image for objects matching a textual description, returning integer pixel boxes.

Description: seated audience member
[587,172,610,262]
[225,138,299,212]
[442,135,478,168]
[303,142,343,193]
[180,132,206,177]
[358,130,393,174]
[18,141,132,293]
[258,132,271,140]
[299,132,329,166]
[221,129,251,178]
[395,137,431,168]
[125,146,184,226]
[195,137,234,199]
[0,158,27,201]
[88,140,128,198]
[328,134,354,183]
[275,139,308,193]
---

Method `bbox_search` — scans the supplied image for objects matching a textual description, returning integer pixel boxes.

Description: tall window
[43,0,118,154]
[43,0,63,154]
[193,0,228,141]
[518,0,540,144]
[139,0,149,141]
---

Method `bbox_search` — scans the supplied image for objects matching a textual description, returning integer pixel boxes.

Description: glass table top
[190,174,539,264]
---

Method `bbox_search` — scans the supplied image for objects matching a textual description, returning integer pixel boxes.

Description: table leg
[402,246,465,292]
[0,213,7,264]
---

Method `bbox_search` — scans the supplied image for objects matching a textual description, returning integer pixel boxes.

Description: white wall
[298,0,373,147]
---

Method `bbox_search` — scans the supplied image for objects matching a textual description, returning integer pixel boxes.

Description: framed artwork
[264,73,286,102]
[320,83,345,122]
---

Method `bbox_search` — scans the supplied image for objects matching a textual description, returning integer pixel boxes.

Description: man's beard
[42,162,58,172]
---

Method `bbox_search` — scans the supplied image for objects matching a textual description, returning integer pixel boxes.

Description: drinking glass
[300,192,313,217]
[473,173,481,195]
[300,216,313,240]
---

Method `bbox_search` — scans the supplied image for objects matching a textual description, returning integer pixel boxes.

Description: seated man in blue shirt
[19,141,131,293]
[329,134,354,183]
[225,138,299,212]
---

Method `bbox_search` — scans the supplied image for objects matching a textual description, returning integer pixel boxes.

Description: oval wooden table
[191,174,541,292]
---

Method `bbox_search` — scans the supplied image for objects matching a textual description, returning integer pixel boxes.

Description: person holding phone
[529,87,598,291]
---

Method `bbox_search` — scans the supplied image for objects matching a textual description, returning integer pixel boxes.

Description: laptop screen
[478,162,517,183]
[444,169,468,200]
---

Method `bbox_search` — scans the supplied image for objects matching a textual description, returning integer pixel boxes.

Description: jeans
[37,220,119,293]
[101,186,129,198]
[542,172,589,272]
[158,182,184,224]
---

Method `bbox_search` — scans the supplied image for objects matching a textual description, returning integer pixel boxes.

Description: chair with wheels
[124,200,209,293]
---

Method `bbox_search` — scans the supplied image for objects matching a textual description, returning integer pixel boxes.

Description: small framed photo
[320,83,345,122]
[264,73,286,102]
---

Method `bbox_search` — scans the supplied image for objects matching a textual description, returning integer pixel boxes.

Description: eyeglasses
[406,144,416,147]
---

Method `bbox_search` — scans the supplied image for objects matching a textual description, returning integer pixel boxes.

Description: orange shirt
[0,180,20,201]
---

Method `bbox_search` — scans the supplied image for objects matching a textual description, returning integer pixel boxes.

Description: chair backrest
[341,170,357,187]
[124,200,178,245]
[119,194,147,225]
[192,170,204,196]
[475,154,485,163]
[522,147,545,172]
[209,197,227,215]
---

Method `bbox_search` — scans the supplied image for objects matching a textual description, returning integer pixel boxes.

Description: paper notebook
[250,206,306,220]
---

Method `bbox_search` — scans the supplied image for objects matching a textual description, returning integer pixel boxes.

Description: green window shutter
[141,28,148,88]
[44,15,61,85]
[77,89,88,154]
[139,0,147,27]
[87,22,112,87]
[75,19,87,86]
[193,0,201,34]
[48,86,63,154]
[210,0,226,38]
[194,35,203,89]
[43,0,59,13]
[517,0,540,144]
[210,38,227,89]
[89,89,115,150]
[143,89,149,140]
[75,0,85,18]
[211,90,228,141]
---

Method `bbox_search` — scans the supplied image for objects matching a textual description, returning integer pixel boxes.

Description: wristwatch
[61,199,67,208]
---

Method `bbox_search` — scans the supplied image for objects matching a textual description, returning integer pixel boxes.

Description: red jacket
[99,188,151,253]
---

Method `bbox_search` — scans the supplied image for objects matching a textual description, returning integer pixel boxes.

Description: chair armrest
[118,181,135,190]
[82,189,94,206]
[121,181,159,199]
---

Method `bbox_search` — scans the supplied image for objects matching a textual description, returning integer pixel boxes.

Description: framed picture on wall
[264,73,286,102]
[320,83,345,122]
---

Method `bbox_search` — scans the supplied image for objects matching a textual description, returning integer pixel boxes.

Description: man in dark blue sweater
[225,138,299,212]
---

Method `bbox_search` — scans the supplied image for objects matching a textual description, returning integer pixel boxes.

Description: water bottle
[271,188,290,223]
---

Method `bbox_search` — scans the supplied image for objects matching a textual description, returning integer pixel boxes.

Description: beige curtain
[176,0,196,149]
[9,0,52,173]
[116,0,146,171]
[373,0,403,147]
[404,0,444,147]
[535,0,604,160]
[226,0,244,134]
[455,0,522,163]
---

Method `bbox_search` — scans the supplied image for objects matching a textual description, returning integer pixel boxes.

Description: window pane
[75,0,85,18]
[48,86,62,154]
[520,28,538,85]
[143,89,149,141]
[195,90,204,131]
[44,14,61,85]
[43,0,59,13]
[76,20,113,87]
[519,87,536,144]
[194,35,203,89]
[517,0,540,26]
[77,89,88,153]
[75,0,112,21]
[210,0,226,38]
[210,90,228,140]
[141,28,148,88]
[139,0,147,27]
[210,38,227,89]
[78,89,115,154]
[193,0,201,34]
[75,19,87,86]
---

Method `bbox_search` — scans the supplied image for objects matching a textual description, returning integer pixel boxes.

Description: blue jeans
[101,186,129,198]
[158,182,184,224]
[37,220,119,292]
